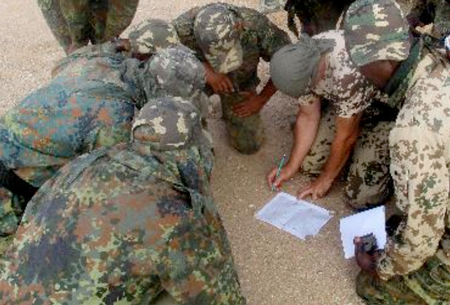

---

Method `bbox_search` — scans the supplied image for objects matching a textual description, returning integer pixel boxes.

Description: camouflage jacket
[376,50,450,280]
[173,4,290,89]
[298,30,381,118]
[0,47,143,187]
[0,97,245,304]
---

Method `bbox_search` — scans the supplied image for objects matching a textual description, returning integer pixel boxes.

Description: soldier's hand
[233,91,265,117]
[267,165,296,191]
[297,176,333,200]
[205,69,234,94]
[354,237,381,275]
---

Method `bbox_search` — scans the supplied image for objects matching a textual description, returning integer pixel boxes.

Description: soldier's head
[132,96,214,179]
[144,45,206,105]
[270,34,335,98]
[194,3,243,74]
[344,0,411,88]
[128,19,180,60]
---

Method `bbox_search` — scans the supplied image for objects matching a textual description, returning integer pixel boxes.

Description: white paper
[256,192,332,240]
[339,206,387,259]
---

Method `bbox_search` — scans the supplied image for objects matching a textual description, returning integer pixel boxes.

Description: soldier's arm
[269,96,321,189]
[376,126,448,281]
[297,112,362,200]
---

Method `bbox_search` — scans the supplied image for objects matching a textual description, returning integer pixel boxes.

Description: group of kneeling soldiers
[0,0,449,303]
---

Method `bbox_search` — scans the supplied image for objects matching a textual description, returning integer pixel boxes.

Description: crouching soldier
[173,3,291,154]
[0,42,203,236]
[0,97,246,305]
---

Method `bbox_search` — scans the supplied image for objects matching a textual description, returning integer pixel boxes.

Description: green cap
[344,0,411,66]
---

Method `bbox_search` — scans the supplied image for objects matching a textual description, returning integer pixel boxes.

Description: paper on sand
[256,192,332,240]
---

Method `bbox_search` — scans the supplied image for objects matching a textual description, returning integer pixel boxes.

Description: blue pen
[272,154,286,192]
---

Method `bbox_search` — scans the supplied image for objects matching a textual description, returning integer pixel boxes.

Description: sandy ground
[0,0,400,304]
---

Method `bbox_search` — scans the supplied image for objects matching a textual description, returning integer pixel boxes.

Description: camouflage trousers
[220,88,264,155]
[301,103,395,210]
[38,0,139,53]
[356,251,450,304]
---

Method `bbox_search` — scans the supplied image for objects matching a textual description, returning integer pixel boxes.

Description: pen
[272,154,286,192]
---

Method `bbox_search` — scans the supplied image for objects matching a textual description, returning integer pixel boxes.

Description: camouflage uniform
[173,3,290,154]
[0,97,246,304]
[407,0,450,43]
[344,0,450,303]
[0,45,206,236]
[286,30,395,209]
[37,0,139,53]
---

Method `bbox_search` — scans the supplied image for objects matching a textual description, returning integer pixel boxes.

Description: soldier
[0,97,246,304]
[268,30,395,208]
[0,45,205,236]
[173,3,291,154]
[38,0,139,54]
[344,0,450,303]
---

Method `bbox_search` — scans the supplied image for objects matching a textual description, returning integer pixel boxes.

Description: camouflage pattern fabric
[0,97,246,304]
[287,30,380,118]
[270,34,335,98]
[144,45,206,105]
[407,0,450,41]
[258,0,287,13]
[0,50,138,235]
[193,4,243,74]
[343,0,411,67]
[344,0,450,303]
[357,249,450,304]
[128,19,180,56]
[300,102,395,209]
[173,4,290,154]
[0,45,207,236]
[38,0,139,53]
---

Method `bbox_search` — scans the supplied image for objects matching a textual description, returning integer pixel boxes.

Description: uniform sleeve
[376,125,449,280]
[257,14,291,62]
[172,7,207,63]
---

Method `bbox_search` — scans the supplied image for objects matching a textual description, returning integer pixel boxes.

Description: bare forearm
[287,103,321,171]
[319,115,361,182]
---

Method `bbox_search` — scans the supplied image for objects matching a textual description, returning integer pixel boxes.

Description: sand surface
[0,0,414,303]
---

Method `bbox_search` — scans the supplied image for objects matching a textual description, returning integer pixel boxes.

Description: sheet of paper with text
[256,192,332,240]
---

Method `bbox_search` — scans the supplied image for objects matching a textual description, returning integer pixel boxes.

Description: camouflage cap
[194,4,243,73]
[132,97,202,151]
[145,45,206,100]
[128,19,180,55]
[343,0,411,66]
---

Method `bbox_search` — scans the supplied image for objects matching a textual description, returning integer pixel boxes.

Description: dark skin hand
[233,79,278,117]
[354,236,381,275]
[204,62,234,94]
